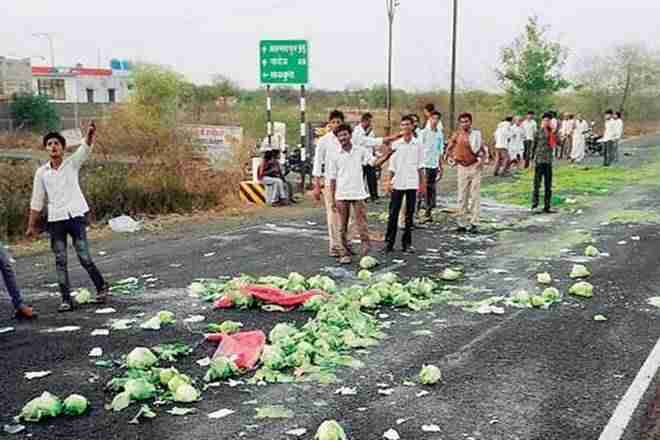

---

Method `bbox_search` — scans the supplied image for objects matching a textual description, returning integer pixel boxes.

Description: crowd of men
[0,107,625,318]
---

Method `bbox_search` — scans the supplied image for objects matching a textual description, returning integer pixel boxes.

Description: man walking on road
[27,123,109,312]
[446,113,487,233]
[384,116,425,254]
[600,109,617,167]
[522,111,537,168]
[1,243,34,319]
[419,111,444,222]
[328,124,392,264]
[494,117,512,176]
[531,113,557,214]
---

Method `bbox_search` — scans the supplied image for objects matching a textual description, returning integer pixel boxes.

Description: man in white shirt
[384,116,426,254]
[522,111,537,168]
[352,112,383,202]
[494,117,513,176]
[559,114,575,160]
[312,110,344,256]
[27,123,108,312]
[600,109,617,167]
[328,124,392,264]
[613,111,624,163]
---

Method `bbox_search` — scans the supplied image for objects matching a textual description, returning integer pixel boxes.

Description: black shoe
[402,247,416,255]
[531,204,539,211]
[456,226,468,233]
[380,246,394,255]
[543,208,557,214]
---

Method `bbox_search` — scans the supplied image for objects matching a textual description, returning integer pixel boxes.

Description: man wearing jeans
[1,243,34,319]
[446,113,487,233]
[419,111,444,222]
[27,123,108,312]
[383,116,426,254]
[328,124,392,264]
[600,109,617,167]
[531,113,557,213]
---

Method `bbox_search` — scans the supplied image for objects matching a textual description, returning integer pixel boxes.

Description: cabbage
[570,264,591,279]
[257,276,289,289]
[392,290,412,307]
[289,341,315,367]
[173,384,200,403]
[542,287,561,302]
[159,367,179,386]
[261,345,287,370]
[419,365,442,385]
[18,391,63,422]
[569,281,594,298]
[531,295,545,307]
[157,310,175,324]
[74,288,93,305]
[126,348,158,370]
[124,379,156,401]
[208,320,243,334]
[63,394,88,416]
[537,272,552,285]
[359,256,378,269]
[140,316,162,330]
[204,356,239,382]
[357,270,372,281]
[109,391,131,412]
[380,272,399,284]
[227,289,255,309]
[167,374,192,393]
[407,278,436,296]
[307,275,337,293]
[441,268,461,281]
[315,420,348,440]
[302,295,327,312]
[585,246,600,257]
[269,323,298,343]
[594,314,608,321]
[188,282,206,296]
[287,272,307,292]
[360,292,381,308]
[510,289,531,307]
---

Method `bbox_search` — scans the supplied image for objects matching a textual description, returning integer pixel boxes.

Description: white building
[32,64,130,104]
[0,56,33,100]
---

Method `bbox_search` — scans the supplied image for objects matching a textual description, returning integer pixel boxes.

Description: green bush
[10,93,61,132]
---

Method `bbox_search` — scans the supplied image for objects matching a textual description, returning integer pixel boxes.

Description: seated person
[258,150,290,206]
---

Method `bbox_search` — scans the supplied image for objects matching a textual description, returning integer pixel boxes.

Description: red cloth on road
[205,330,266,370]
[213,284,326,309]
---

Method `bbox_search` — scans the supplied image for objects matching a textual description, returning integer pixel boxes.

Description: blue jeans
[49,216,106,302]
[0,242,24,310]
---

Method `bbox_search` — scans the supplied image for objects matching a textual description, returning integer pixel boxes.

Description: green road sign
[260,40,309,85]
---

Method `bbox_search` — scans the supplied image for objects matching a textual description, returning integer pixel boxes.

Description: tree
[132,63,185,121]
[210,74,240,97]
[575,43,660,117]
[10,93,60,132]
[497,16,570,116]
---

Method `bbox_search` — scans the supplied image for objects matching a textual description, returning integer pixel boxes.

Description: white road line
[599,335,660,439]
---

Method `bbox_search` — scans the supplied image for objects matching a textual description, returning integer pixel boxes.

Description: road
[2,135,660,440]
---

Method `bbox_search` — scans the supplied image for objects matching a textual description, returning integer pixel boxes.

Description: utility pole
[449,0,458,132]
[386,0,399,135]
[32,33,56,67]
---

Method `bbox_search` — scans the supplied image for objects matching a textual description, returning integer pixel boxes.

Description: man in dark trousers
[531,112,557,214]
[383,116,426,254]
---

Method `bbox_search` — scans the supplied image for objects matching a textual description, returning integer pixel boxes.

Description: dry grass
[0,131,41,150]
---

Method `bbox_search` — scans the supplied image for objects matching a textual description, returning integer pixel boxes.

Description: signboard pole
[266,84,273,149]
[299,84,306,192]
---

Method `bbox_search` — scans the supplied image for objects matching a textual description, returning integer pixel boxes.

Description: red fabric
[213,284,326,309]
[206,330,266,370]
[547,127,558,149]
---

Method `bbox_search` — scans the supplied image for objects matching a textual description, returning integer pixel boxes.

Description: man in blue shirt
[419,111,444,222]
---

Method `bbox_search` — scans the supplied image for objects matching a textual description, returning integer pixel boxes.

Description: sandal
[58,302,74,313]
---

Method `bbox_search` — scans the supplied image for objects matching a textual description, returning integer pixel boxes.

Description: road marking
[598,335,660,439]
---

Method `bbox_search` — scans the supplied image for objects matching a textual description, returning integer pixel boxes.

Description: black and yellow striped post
[239,181,266,206]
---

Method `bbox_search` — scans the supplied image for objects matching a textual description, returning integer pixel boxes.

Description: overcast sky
[2,0,658,91]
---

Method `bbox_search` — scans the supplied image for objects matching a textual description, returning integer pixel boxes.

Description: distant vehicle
[585,122,603,156]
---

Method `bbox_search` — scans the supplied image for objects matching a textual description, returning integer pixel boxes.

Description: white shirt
[352,124,383,151]
[522,119,537,141]
[312,131,341,178]
[613,119,624,140]
[494,121,512,149]
[30,140,93,222]
[560,119,575,137]
[326,144,373,201]
[601,119,618,142]
[389,137,424,190]
[573,120,589,138]
[509,125,525,153]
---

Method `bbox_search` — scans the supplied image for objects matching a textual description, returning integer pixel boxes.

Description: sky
[1,0,659,91]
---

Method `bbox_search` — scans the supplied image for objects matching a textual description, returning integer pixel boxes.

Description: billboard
[187,125,243,159]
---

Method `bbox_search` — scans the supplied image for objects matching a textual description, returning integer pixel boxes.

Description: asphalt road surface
[2,135,660,440]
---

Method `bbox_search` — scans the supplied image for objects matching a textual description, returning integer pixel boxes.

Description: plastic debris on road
[207,409,235,419]
[109,215,142,233]
[24,371,52,380]
[206,330,266,370]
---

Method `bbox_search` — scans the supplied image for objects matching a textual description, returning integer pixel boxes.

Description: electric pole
[386,0,399,135]
[32,33,56,68]
[449,0,458,132]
